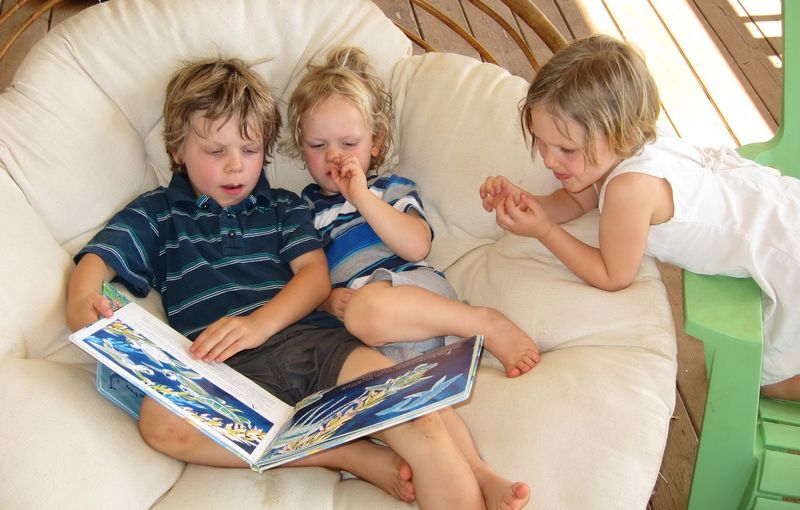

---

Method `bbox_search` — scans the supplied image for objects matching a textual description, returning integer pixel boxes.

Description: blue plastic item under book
[96,364,144,419]
[95,282,144,418]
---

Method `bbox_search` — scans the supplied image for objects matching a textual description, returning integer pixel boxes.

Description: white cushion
[0,165,72,359]
[0,359,183,508]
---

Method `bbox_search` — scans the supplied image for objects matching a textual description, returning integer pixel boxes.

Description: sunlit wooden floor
[0,1,783,508]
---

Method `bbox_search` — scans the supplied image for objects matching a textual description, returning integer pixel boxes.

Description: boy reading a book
[66,58,529,509]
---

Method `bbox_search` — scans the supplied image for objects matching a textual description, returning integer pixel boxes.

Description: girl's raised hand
[494,192,556,239]
[479,175,524,212]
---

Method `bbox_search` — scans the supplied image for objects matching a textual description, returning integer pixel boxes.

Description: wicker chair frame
[0,0,567,71]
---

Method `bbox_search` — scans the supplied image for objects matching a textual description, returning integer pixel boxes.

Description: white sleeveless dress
[598,132,800,385]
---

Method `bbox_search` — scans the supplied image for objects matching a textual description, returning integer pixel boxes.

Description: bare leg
[761,373,800,401]
[290,439,415,502]
[439,408,531,510]
[139,397,414,501]
[339,349,529,508]
[338,346,485,509]
[139,396,245,467]
[344,282,540,377]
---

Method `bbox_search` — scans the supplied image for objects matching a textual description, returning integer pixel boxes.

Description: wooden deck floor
[0,1,784,508]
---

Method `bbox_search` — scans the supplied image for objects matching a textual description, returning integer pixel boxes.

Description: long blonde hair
[282,47,394,172]
[521,34,660,164]
[163,58,281,173]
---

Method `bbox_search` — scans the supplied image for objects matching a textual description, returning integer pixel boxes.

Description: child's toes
[506,365,523,378]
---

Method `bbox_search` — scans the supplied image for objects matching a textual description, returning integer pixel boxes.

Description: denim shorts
[225,323,362,405]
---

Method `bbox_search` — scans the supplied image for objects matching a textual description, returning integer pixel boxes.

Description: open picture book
[69,284,484,471]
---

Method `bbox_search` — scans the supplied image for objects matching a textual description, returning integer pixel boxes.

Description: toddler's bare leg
[290,440,415,502]
[344,283,540,377]
[439,408,531,510]
[372,415,484,509]
[339,346,485,509]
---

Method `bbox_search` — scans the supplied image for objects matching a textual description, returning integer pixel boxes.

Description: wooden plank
[657,261,708,429]
[412,0,479,58]
[371,0,427,55]
[460,0,540,80]
[649,393,698,510]
[692,0,782,130]
[50,0,95,26]
[0,0,51,90]
[528,0,572,42]
[514,0,573,72]
[737,0,783,54]
[555,0,619,39]
[650,0,776,147]
[601,0,736,147]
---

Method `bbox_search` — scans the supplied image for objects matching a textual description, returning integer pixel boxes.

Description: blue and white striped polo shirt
[302,173,439,289]
[77,172,336,339]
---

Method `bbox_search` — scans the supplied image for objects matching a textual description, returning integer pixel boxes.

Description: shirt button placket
[221,208,241,253]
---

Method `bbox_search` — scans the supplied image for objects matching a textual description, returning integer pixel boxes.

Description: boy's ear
[172,148,184,165]
[371,129,386,157]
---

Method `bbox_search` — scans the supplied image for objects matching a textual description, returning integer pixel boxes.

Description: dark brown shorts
[225,324,363,405]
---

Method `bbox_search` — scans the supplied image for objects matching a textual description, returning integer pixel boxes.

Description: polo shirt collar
[166,171,274,212]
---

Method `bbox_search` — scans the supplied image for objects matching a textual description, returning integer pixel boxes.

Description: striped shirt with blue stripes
[77,172,335,339]
[302,173,440,289]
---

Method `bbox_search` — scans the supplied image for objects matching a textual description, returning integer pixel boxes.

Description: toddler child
[67,57,530,508]
[282,46,540,378]
[480,34,800,401]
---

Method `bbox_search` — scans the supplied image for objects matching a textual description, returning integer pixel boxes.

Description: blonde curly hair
[281,47,394,172]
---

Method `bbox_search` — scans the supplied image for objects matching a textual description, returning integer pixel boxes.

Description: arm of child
[496,172,658,291]
[480,175,593,224]
[355,198,431,262]
[66,253,117,331]
[335,154,431,262]
[533,187,596,223]
[189,248,332,363]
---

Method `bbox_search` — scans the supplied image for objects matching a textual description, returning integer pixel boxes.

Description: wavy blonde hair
[163,58,281,173]
[281,47,394,172]
[521,34,660,165]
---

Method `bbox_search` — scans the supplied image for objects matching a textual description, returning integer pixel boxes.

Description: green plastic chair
[685,1,800,509]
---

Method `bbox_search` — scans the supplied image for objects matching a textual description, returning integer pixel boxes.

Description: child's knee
[342,289,384,343]
[408,411,447,438]
[345,286,378,315]
[139,401,195,454]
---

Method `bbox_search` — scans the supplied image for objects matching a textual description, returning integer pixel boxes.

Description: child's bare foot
[493,481,531,510]
[481,308,540,377]
[340,441,415,502]
[475,466,531,510]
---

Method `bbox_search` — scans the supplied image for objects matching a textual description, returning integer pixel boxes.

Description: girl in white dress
[479,33,800,401]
